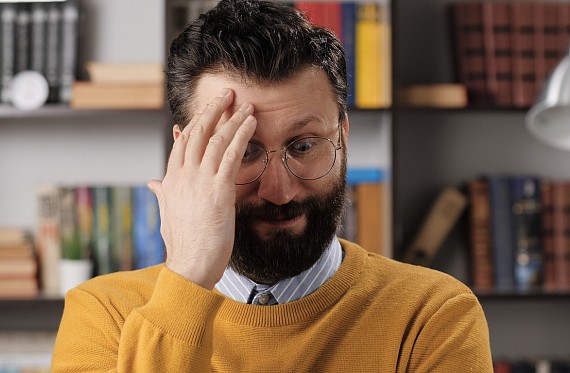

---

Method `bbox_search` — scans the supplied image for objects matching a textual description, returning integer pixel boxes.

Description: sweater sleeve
[405,292,494,373]
[51,267,224,372]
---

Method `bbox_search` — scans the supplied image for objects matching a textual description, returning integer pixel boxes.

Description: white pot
[58,259,93,297]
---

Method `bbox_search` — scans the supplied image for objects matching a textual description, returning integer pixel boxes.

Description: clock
[10,70,50,111]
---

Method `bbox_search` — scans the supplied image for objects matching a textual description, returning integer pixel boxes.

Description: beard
[230,166,347,285]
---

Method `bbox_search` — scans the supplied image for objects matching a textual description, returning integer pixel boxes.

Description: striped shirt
[215,237,343,305]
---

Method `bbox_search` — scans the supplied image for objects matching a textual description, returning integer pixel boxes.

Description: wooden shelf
[0,104,168,119]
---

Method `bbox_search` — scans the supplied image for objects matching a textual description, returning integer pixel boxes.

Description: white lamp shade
[526,53,570,151]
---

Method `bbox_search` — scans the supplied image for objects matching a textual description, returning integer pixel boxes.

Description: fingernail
[244,115,256,125]
[239,102,251,112]
[217,88,229,97]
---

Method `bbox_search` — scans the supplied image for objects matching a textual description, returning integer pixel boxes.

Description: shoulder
[69,264,163,312]
[340,239,476,306]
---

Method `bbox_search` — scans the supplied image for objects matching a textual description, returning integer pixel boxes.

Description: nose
[256,151,299,205]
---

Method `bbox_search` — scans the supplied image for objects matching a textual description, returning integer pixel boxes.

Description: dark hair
[166,0,348,128]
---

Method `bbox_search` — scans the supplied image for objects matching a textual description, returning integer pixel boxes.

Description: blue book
[487,175,515,291]
[509,176,542,291]
[341,2,356,109]
[132,185,165,269]
[346,167,385,185]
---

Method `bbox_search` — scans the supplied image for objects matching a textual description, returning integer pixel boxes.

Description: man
[52,0,493,371]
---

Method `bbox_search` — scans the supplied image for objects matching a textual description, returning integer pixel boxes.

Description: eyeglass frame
[236,122,343,185]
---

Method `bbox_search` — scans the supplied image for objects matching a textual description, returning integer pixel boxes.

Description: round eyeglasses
[236,127,342,185]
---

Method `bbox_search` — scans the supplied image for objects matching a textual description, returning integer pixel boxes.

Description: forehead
[194,67,339,137]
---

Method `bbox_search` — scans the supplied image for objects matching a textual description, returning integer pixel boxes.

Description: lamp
[526,50,570,151]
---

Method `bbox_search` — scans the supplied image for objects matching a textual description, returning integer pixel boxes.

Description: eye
[288,138,318,157]
[242,143,265,163]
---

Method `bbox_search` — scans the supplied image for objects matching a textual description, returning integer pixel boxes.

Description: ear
[173,124,182,140]
[342,114,349,139]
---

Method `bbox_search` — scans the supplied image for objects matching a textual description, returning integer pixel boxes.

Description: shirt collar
[215,236,343,304]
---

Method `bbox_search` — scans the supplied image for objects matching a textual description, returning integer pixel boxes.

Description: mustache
[236,198,322,221]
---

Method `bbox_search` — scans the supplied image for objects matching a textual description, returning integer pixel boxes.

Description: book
[0,258,37,278]
[70,81,165,109]
[14,3,31,74]
[29,2,47,74]
[341,2,356,109]
[509,176,542,291]
[45,2,61,103]
[0,277,39,298]
[397,84,467,108]
[467,179,494,291]
[59,186,81,260]
[356,183,384,256]
[552,181,570,291]
[533,2,546,97]
[482,2,512,107]
[403,187,467,267]
[36,185,61,295]
[0,227,31,246]
[59,0,80,104]
[85,61,164,84]
[487,175,515,291]
[132,185,164,269]
[0,3,17,104]
[75,185,93,260]
[540,180,556,291]
[355,2,390,109]
[451,2,494,106]
[543,3,561,81]
[111,186,133,271]
[510,2,536,108]
[93,186,112,276]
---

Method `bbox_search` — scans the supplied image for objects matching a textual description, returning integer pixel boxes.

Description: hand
[148,88,257,289]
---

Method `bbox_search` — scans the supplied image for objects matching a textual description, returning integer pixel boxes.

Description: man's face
[181,67,349,284]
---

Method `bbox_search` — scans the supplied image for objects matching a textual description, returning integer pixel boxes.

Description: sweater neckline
[214,240,366,327]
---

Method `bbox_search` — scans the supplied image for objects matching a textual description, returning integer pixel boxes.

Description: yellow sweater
[52,240,493,372]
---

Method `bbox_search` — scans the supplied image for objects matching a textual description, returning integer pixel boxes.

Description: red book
[543,3,561,80]
[533,3,546,95]
[450,2,487,105]
[482,2,512,107]
[551,181,570,291]
[467,179,494,291]
[510,2,535,108]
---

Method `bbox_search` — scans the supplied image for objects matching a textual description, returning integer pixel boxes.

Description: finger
[217,114,257,184]
[201,102,254,174]
[167,105,207,170]
[185,88,233,166]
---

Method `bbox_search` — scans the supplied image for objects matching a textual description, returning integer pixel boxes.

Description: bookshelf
[392,0,570,363]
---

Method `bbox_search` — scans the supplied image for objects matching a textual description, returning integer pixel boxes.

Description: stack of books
[70,61,165,109]
[0,228,38,298]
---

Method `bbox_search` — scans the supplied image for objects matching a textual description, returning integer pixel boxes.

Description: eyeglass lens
[235,137,338,185]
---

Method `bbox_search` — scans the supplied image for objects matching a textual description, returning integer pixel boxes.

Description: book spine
[533,3,546,95]
[14,3,30,74]
[509,176,542,291]
[467,179,494,291]
[132,186,164,269]
[488,176,515,291]
[30,2,47,74]
[75,185,93,261]
[0,3,17,104]
[45,2,61,103]
[487,3,513,107]
[59,0,79,104]
[341,2,356,109]
[450,2,487,105]
[510,2,535,108]
[541,180,556,291]
[111,186,133,272]
[36,185,61,296]
[543,3,561,80]
[93,186,112,276]
[355,3,384,109]
[59,186,79,260]
[403,187,467,267]
[356,183,384,256]
[551,181,570,291]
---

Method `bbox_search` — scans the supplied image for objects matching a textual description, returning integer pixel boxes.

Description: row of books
[0,228,38,298]
[467,176,570,293]
[36,184,164,296]
[168,0,391,109]
[494,359,570,373]
[0,1,80,105]
[294,1,391,109]
[450,1,570,108]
